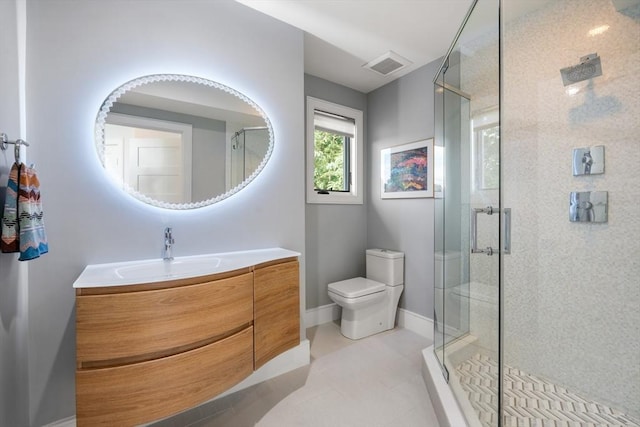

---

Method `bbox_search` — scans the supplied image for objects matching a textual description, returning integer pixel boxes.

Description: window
[306,97,363,204]
[472,109,499,191]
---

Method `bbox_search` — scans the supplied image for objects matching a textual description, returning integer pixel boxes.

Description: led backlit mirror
[95,74,273,209]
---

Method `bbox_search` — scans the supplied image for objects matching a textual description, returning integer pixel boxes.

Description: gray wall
[304,62,442,318]
[304,74,368,309]
[24,0,304,425]
[0,2,29,425]
[367,60,441,318]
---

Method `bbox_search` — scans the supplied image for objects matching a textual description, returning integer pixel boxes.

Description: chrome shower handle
[470,206,511,256]
[471,206,496,256]
[503,208,511,255]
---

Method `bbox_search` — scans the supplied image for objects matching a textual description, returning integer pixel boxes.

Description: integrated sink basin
[114,255,222,282]
[73,247,300,288]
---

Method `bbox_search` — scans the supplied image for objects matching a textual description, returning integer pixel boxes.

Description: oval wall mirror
[95,74,273,209]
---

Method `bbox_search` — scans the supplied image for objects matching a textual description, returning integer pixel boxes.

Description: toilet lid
[328,277,386,298]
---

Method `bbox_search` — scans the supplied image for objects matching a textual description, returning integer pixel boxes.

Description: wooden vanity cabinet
[254,259,300,369]
[76,327,254,426]
[76,272,254,366]
[75,257,300,427]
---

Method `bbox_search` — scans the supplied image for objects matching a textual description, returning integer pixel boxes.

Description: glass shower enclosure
[228,127,269,190]
[432,0,640,426]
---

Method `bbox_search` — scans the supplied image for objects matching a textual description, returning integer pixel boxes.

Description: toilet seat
[328,277,386,298]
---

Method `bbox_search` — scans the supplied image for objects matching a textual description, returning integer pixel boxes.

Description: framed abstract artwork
[381,138,433,199]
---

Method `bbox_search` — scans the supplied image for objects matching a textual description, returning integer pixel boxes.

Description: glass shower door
[433,59,473,379]
[433,0,501,425]
[230,130,245,190]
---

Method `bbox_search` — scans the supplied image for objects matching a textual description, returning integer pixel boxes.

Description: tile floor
[151,322,440,427]
[456,353,640,427]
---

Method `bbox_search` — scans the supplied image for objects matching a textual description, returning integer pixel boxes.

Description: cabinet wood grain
[76,326,253,426]
[76,272,253,365]
[76,256,300,425]
[254,260,300,369]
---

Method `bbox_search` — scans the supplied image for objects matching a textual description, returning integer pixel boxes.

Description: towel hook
[15,139,24,163]
[0,132,30,163]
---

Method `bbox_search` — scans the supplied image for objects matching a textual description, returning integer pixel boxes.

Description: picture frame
[381,138,434,199]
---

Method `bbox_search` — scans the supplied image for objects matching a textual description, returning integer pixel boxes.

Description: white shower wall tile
[455,0,639,419]
[501,0,640,419]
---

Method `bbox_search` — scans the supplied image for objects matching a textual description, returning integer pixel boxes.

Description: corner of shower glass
[432,0,501,425]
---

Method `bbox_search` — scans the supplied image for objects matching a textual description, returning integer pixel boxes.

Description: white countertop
[73,247,300,288]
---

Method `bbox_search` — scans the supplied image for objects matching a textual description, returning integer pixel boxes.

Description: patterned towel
[1,163,20,253]
[1,163,48,261]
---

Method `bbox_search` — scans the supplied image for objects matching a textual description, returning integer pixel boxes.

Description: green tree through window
[314,130,348,191]
[306,97,362,204]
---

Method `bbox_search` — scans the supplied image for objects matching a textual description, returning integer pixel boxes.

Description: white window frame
[471,108,499,192]
[306,97,363,204]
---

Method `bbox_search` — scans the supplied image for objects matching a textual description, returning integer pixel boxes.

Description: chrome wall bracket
[1,132,30,163]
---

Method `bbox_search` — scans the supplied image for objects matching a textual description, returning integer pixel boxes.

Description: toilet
[434,250,464,332]
[327,249,404,340]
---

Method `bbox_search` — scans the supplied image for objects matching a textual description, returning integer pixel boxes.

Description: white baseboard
[305,303,340,327]
[43,416,76,427]
[397,308,434,341]
[305,304,434,340]
[46,340,311,427]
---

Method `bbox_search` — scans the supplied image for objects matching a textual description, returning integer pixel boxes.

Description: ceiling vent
[363,51,412,76]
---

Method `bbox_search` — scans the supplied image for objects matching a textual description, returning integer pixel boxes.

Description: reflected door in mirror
[105,117,193,203]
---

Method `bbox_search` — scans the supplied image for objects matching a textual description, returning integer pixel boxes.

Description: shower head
[560,53,603,86]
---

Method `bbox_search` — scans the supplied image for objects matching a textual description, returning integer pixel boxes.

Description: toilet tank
[435,250,461,289]
[366,249,404,286]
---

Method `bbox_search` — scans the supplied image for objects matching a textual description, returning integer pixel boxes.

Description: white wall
[0,1,29,426]
[24,0,304,424]
[367,60,441,318]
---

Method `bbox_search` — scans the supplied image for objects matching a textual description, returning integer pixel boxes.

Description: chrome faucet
[163,227,174,260]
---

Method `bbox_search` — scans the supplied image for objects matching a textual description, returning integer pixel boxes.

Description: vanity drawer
[76,272,253,365]
[76,326,254,427]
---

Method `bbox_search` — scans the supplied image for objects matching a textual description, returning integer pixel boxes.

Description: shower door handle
[470,206,511,256]
[471,206,496,256]
[503,208,511,255]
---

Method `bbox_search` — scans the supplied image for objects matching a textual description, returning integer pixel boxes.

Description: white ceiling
[235,0,474,93]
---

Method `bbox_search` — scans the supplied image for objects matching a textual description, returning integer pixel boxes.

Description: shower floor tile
[456,354,640,427]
